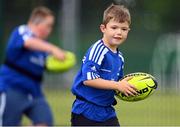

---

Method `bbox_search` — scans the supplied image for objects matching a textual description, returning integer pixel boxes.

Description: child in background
[0,6,65,126]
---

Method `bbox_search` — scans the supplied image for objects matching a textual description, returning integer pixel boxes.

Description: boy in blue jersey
[0,6,65,126]
[71,4,138,126]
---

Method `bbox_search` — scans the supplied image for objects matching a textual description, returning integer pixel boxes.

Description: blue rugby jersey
[71,39,124,122]
[0,25,47,97]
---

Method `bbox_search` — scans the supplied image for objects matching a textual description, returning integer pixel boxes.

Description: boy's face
[100,19,130,47]
[36,15,54,39]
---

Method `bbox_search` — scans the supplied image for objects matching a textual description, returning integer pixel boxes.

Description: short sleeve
[82,61,101,81]
[13,25,33,49]
[81,41,109,81]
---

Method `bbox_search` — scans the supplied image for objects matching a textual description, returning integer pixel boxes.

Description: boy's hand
[117,77,138,97]
[51,47,66,61]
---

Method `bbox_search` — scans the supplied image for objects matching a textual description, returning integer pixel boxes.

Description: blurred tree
[137,0,180,32]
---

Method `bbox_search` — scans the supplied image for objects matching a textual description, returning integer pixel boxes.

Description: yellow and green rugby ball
[116,72,158,102]
[46,51,76,73]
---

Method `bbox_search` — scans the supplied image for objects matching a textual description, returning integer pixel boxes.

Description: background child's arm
[24,37,65,60]
[84,77,138,97]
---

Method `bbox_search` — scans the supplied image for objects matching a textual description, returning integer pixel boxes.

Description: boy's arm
[84,77,138,97]
[24,37,65,60]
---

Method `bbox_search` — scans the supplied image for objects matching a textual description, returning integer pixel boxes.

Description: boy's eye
[111,26,117,30]
[122,28,129,31]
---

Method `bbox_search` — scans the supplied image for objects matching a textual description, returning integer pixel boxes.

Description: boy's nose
[117,29,122,35]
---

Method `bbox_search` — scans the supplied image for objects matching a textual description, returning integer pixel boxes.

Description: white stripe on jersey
[94,73,100,78]
[87,72,91,80]
[18,25,32,41]
[88,40,109,65]
[0,93,6,126]
[87,72,100,80]
[89,40,101,61]
[18,25,26,34]
[94,46,105,63]
[97,48,109,65]
[22,34,30,41]
[92,43,103,61]
[118,51,124,62]
[91,73,95,79]
[118,54,124,62]
[118,52,124,68]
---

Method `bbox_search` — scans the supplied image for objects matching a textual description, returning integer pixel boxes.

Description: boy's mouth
[113,37,122,40]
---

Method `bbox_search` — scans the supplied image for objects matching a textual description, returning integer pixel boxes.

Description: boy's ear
[100,24,106,33]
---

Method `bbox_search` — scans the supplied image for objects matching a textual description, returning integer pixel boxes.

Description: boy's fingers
[127,85,138,95]
[129,84,138,91]
[127,90,136,96]
[130,88,138,95]
[124,92,129,97]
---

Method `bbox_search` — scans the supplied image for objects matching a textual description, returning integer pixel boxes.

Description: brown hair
[103,4,131,25]
[28,6,54,24]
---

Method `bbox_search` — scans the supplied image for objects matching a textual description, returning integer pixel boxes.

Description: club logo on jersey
[91,66,97,71]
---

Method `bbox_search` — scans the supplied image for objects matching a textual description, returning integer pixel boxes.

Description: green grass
[22,89,180,126]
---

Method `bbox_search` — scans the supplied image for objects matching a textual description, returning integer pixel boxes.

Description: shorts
[71,112,120,126]
[2,88,53,126]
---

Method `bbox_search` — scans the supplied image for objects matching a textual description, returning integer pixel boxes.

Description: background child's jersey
[0,25,47,97]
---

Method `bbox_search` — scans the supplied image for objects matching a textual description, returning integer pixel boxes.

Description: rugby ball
[46,51,76,73]
[115,72,158,102]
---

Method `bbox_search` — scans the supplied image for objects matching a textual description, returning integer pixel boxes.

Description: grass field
[22,89,180,126]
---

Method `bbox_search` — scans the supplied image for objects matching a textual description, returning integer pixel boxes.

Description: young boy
[71,4,138,126]
[0,6,65,126]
